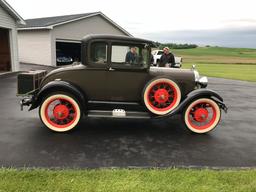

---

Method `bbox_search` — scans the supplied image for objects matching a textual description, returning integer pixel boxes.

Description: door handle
[109,67,115,71]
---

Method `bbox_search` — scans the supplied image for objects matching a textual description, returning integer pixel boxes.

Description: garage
[0,28,11,71]
[0,0,25,72]
[56,40,81,66]
[18,12,132,66]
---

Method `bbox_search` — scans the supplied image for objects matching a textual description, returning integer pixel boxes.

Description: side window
[111,44,149,67]
[111,45,130,63]
[90,42,108,64]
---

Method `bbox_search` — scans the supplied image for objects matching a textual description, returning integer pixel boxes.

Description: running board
[87,110,151,119]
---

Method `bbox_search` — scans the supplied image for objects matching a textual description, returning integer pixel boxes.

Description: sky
[6,0,256,48]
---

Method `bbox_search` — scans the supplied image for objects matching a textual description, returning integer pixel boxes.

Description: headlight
[194,70,200,82]
[198,76,208,88]
[194,70,208,88]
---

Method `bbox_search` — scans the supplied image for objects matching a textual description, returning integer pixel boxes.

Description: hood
[149,67,196,83]
[149,66,195,76]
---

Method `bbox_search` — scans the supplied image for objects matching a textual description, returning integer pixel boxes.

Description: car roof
[82,34,157,47]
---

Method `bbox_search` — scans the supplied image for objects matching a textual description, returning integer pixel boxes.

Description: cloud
[136,27,256,48]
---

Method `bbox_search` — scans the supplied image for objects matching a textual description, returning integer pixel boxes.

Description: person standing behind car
[159,47,175,67]
[125,47,137,64]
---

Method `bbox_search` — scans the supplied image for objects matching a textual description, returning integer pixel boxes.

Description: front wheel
[183,98,221,134]
[39,92,82,132]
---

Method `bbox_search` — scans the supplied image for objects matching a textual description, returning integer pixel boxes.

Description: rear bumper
[20,97,34,111]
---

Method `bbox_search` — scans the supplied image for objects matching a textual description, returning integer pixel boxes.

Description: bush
[159,43,198,49]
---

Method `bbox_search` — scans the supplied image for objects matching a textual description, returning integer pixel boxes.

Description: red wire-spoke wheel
[40,93,81,132]
[143,78,181,115]
[184,98,221,133]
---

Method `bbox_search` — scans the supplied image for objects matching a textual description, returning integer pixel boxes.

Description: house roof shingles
[17,12,132,36]
[18,12,98,28]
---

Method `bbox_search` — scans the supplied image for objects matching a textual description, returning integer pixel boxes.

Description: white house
[0,0,25,72]
[18,12,132,66]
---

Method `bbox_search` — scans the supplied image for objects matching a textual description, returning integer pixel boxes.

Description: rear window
[90,42,108,64]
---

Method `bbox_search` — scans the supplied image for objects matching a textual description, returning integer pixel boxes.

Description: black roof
[18,12,99,28]
[82,34,156,47]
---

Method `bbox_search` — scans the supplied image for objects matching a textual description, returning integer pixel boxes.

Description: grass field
[172,47,256,64]
[170,47,256,81]
[1,168,256,192]
[182,63,256,82]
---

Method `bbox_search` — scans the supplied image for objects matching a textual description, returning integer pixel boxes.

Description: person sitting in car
[159,47,175,67]
[125,47,137,64]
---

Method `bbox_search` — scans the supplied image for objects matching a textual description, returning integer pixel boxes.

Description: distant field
[182,63,256,82]
[172,47,256,64]
[167,46,256,81]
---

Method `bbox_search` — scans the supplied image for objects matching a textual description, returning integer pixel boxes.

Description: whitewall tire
[39,93,81,132]
[143,78,181,115]
[184,98,221,134]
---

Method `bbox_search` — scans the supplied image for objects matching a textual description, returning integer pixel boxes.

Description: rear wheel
[183,98,221,133]
[39,92,82,132]
[143,78,181,115]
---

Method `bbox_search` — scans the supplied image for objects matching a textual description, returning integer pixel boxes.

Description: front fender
[158,88,226,118]
[29,80,86,110]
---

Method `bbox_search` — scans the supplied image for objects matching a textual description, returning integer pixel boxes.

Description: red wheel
[39,93,81,132]
[184,98,221,133]
[143,78,181,115]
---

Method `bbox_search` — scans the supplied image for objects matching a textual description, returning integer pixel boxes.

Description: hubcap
[194,108,208,122]
[53,105,69,120]
[148,82,176,110]
[154,89,169,103]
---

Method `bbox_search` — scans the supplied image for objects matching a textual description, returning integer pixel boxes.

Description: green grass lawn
[1,168,256,192]
[172,47,256,64]
[182,63,256,82]
[173,47,256,58]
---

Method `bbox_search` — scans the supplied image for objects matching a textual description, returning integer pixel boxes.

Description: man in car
[159,47,175,67]
[125,47,137,64]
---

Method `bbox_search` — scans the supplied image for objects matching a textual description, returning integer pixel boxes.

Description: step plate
[87,110,151,119]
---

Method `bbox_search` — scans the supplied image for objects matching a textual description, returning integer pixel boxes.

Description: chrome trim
[198,76,208,87]
[193,70,200,82]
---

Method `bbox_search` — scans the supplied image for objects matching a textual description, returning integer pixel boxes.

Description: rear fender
[29,80,86,110]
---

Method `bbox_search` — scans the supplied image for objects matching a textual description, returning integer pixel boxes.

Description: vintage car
[17,34,227,133]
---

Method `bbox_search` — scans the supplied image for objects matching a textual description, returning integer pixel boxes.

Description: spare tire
[143,78,181,115]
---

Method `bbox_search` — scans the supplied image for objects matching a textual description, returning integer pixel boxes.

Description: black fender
[156,88,227,118]
[29,80,86,111]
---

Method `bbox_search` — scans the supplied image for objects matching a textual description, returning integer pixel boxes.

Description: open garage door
[56,40,81,66]
[0,28,11,71]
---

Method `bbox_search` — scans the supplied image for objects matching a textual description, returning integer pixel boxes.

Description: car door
[105,44,150,102]
[80,41,109,101]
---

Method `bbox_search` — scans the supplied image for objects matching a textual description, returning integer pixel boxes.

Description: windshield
[157,51,164,55]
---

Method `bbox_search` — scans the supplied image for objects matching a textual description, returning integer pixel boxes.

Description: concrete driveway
[0,72,256,168]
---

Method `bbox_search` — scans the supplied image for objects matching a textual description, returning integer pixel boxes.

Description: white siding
[0,5,19,71]
[52,15,127,41]
[18,30,52,65]
[0,5,16,29]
